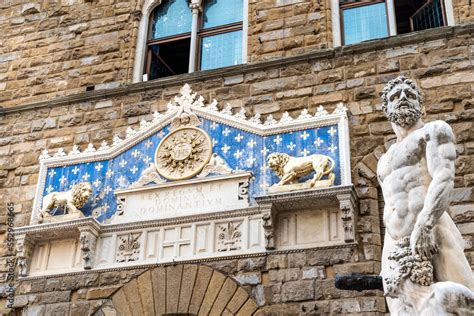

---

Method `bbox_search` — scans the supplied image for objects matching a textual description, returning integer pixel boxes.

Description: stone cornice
[18,242,358,281]
[1,23,473,116]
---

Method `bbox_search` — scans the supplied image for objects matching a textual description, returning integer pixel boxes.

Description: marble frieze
[16,84,356,277]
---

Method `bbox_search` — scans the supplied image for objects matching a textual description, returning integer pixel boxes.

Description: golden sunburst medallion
[154,127,212,181]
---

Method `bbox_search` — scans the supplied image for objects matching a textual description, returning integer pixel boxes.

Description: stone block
[302,266,325,280]
[385,45,418,58]
[34,291,70,305]
[44,303,70,316]
[112,289,131,316]
[224,75,244,85]
[151,267,166,316]
[421,71,474,89]
[449,204,474,223]
[251,77,297,94]
[266,254,288,270]
[122,103,150,117]
[237,257,266,272]
[122,279,144,316]
[85,32,118,45]
[355,87,376,100]
[188,265,213,315]
[226,287,248,314]
[199,272,226,315]
[287,252,306,267]
[137,271,154,316]
[369,121,392,135]
[281,280,314,302]
[209,277,238,316]
[69,302,90,316]
[268,268,300,282]
[234,272,261,285]
[166,265,183,313]
[177,265,198,314]
[301,300,330,315]
[306,248,353,266]
[86,286,119,300]
[236,299,258,315]
[451,187,474,203]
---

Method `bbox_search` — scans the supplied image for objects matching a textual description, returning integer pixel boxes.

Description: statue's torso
[378,126,432,240]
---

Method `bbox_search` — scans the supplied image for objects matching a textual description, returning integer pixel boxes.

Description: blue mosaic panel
[43,120,341,223]
[343,2,388,45]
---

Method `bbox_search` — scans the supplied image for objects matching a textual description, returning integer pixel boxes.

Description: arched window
[144,0,244,81]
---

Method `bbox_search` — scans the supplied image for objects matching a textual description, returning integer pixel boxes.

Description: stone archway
[94,264,258,315]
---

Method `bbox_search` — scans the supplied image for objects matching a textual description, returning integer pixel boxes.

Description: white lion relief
[38,182,93,223]
[267,152,335,188]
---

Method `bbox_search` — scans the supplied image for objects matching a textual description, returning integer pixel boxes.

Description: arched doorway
[93,264,258,315]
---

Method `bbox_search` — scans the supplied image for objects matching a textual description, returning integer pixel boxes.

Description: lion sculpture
[268,152,335,187]
[38,182,92,223]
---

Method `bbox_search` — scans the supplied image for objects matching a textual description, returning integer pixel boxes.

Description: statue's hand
[410,224,439,259]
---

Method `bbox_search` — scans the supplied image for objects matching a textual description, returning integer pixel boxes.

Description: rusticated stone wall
[1,0,473,108]
[1,24,473,314]
[247,0,331,62]
[10,249,384,315]
[454,0,474,23]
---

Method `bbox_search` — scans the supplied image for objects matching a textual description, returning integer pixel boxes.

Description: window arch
[134,0,246,82]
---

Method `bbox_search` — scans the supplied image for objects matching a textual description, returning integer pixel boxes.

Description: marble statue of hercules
[377,76,473,312]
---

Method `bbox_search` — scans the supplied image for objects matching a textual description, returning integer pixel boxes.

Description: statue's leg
[432,213,474,290]
[66,202,79,215]
[280,172,295,185]
[381,233,406,315]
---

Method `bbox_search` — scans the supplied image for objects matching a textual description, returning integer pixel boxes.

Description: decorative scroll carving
[79,230,98,270]
[261,205,276,250]
[216,221,242,252]
[38,182,92,224]
[155,127,212,181]
[337,193,357,243]
[116,197,126,216]
[15,235,33,277]
[267,152,335,193]
[197,153,232,178]
[129,163,165,188]
[116,233,141,262]
[238,181,249,201]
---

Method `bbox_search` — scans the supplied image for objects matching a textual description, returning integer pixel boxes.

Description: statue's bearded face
[384,83,422,127]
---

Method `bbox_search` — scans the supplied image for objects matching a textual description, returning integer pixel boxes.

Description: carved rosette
[155,127,212,181]
[116,233,141,262]
[216,221,243,252]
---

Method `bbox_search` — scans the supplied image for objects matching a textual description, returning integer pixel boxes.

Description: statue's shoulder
[423,120,455,142]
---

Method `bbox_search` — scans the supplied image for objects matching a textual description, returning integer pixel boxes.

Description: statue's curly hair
[380,76,423,113]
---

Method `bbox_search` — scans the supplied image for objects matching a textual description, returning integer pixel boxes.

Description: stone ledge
[1,22,473,116]
[17,243,357,281]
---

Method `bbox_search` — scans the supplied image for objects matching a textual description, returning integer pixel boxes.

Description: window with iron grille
[338,0,448,46]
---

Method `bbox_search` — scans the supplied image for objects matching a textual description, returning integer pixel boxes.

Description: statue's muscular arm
[410,121,456,258]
